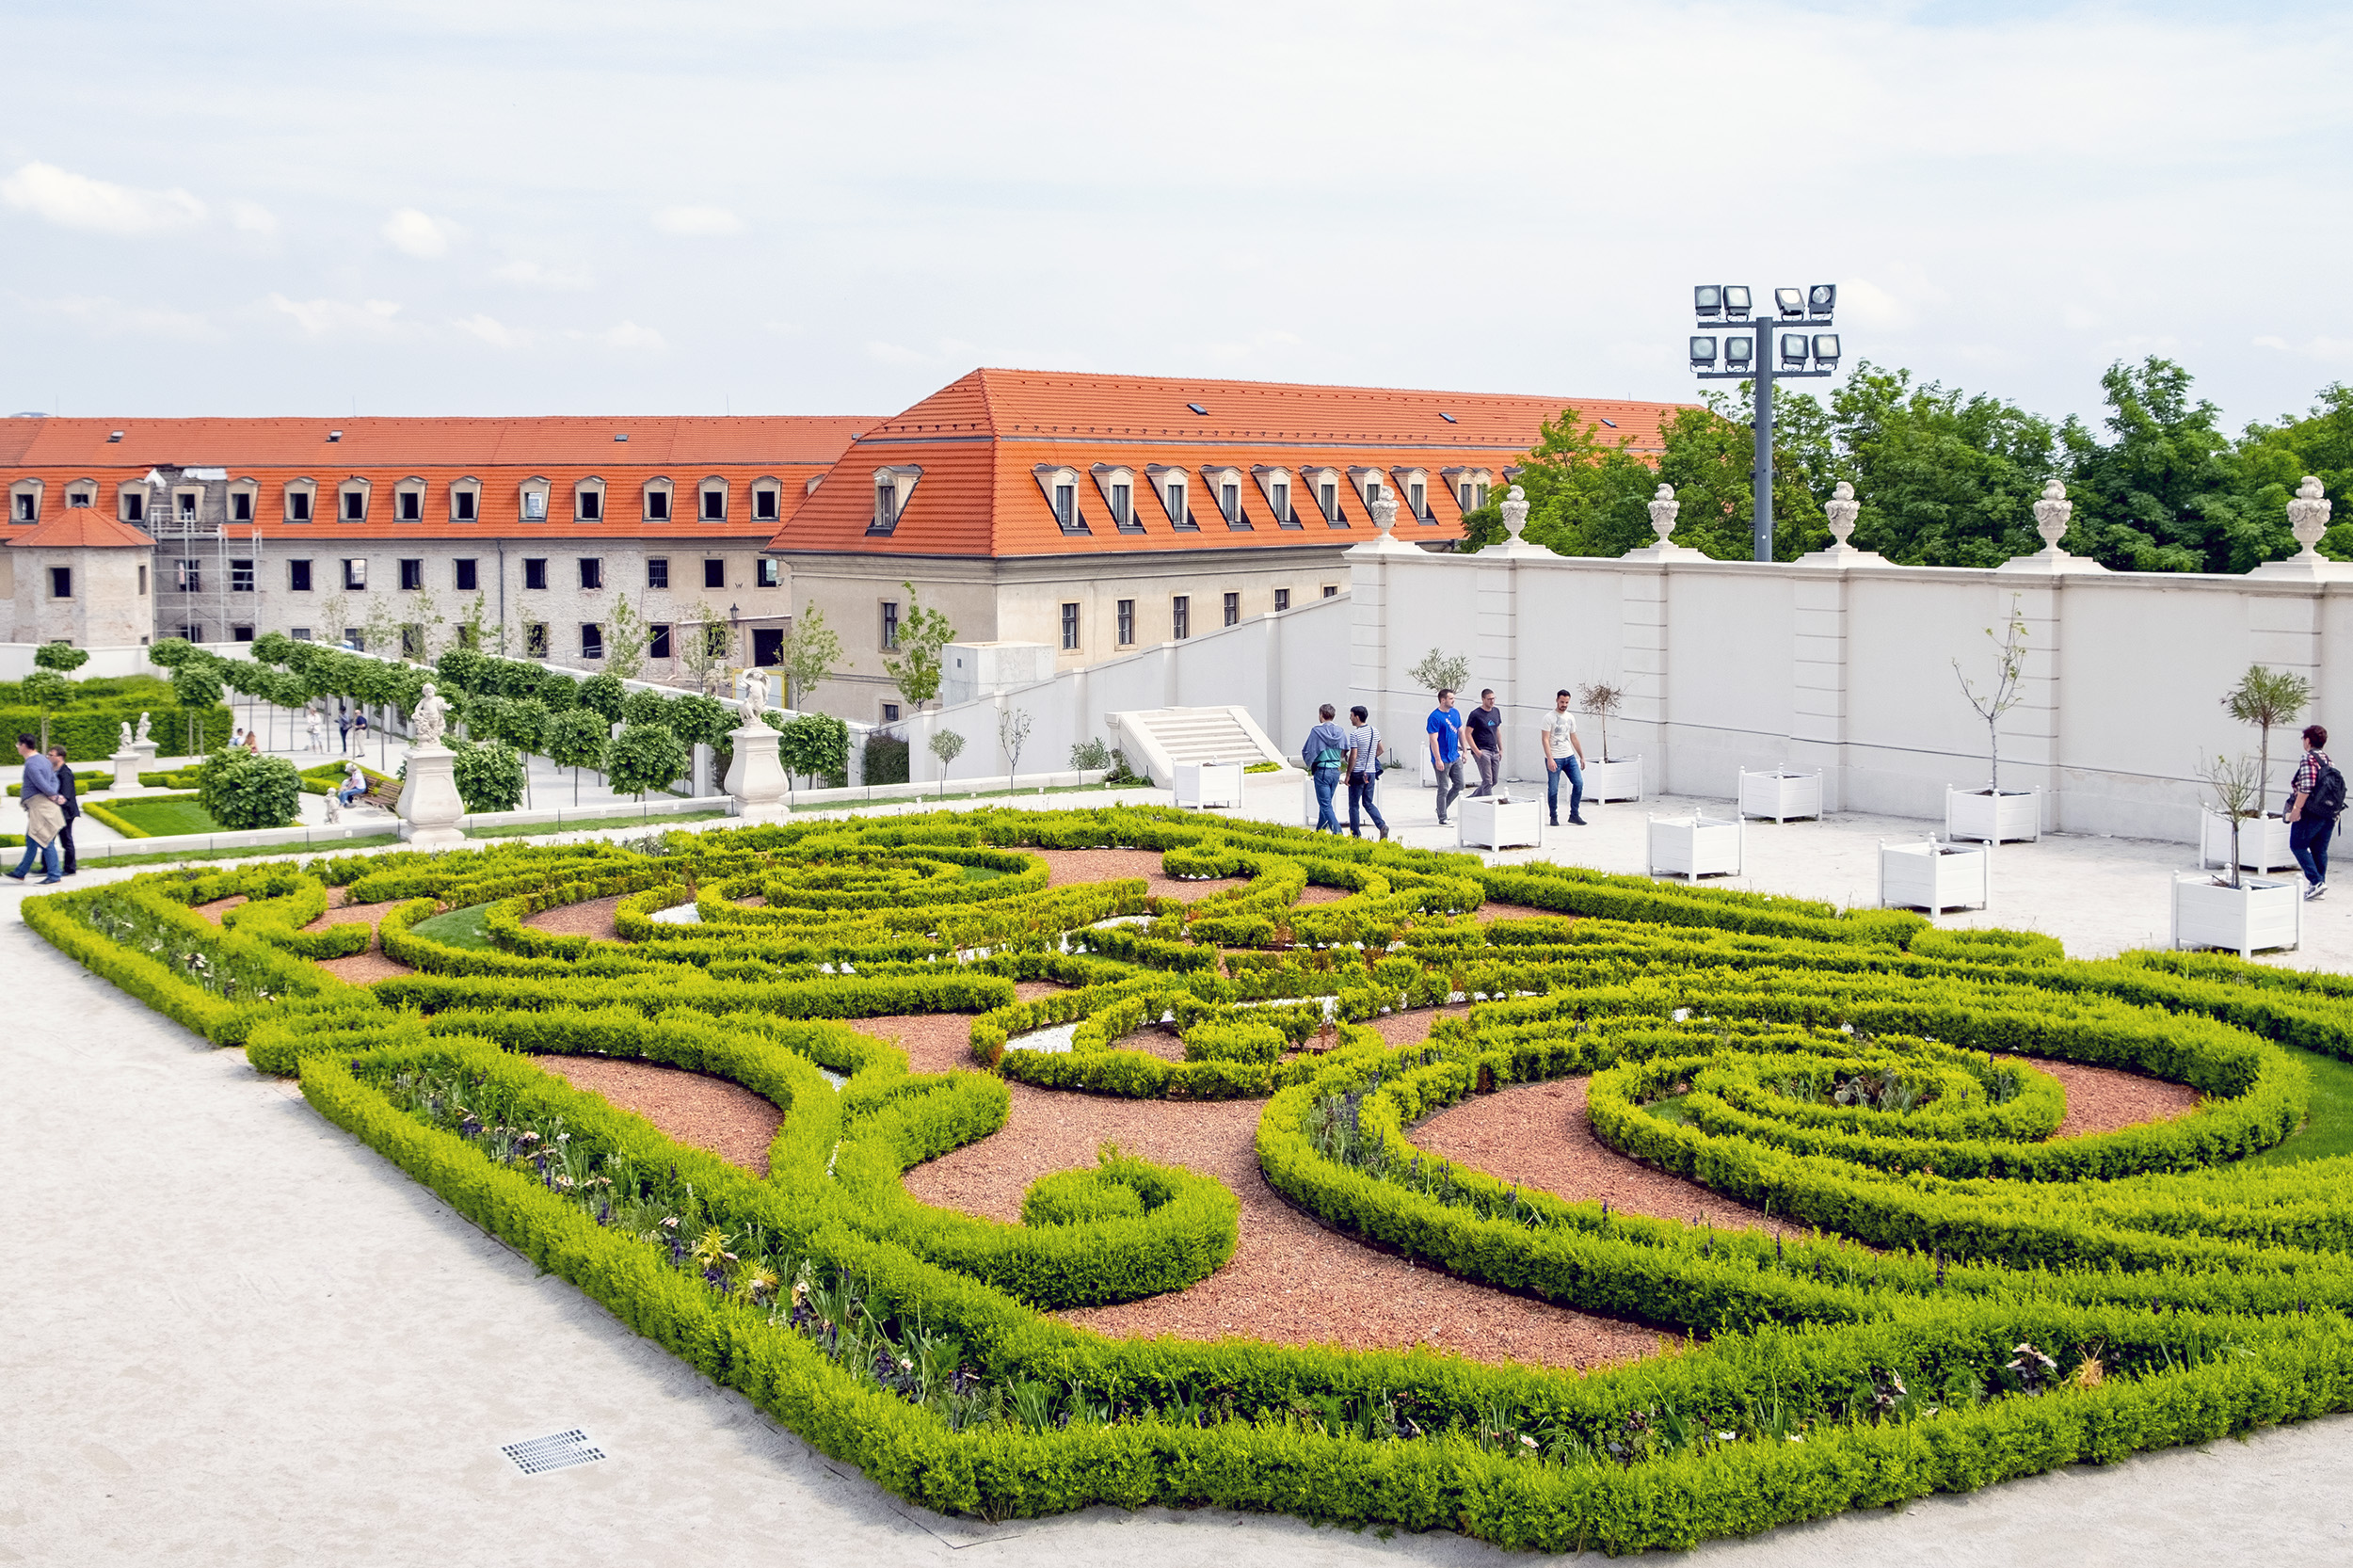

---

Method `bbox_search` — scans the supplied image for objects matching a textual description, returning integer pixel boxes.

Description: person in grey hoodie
[1301,703,1350,833]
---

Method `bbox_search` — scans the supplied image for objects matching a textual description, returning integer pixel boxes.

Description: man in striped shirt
[2285,723,2336,900]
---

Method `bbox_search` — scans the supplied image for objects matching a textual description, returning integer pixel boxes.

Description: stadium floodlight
[1721,285,1752,318]
[1723,333,1754,369]
[1812,333,1841,366]
[1683,276,1851,563]
[1808,283,1836,316]
[1775,287,1805,319]
[1689,335,1719,367]
[1694,285,1722,318]
[1780,331,1812,367]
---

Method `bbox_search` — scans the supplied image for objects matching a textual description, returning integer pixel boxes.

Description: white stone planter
[1649,812,1741,880]
[1878,840,1990,914]
[2199,810,2297,874]
[1739,767,1823,824]
[1458,796,1544,850]
[1174,760,1242,809]
[1584,756,1643,804]
[1945,786,2041,844]
[2170,870,2302,958]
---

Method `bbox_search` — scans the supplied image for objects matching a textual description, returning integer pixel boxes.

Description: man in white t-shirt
[1541,688,1588,826]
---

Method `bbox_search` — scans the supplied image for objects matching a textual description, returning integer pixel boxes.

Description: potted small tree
[2201,664,2310,873]
[1945,596,2042,843]
[2173,753,2302,957]
[1406,647,1470,786]
[1577,680,1642,803]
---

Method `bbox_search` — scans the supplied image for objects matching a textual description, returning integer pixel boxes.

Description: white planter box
[1458,796,1544,850]
[1945,786,2041,844]
[1649,813,1741,880]
[2199,810,2297,873]
[1739,767,1823,824]
[2171,871,2302,958]
[1879,840,1990,914]
[1174,761,1242,809]
[1584,756,1643,803]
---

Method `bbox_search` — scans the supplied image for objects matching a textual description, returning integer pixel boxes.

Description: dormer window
[1089,464,1144,533]
[877,477,900,528]
[65,481,96,509]
[450,477,481,521]
[228,478,259,523]
[752,478,780,521]
[119,486,147,523]
[1252,467,1302,530]
[575,477,605,522]
[1388,467,1432,522]
[520,478,550,521]
[1144,465,1197,531]
[395,477,426,522]
[1055,483,1075,527]
[643,477,672,521]
[336,478,371,522]
[9,479,41,522]
[865,465,923,535]
[1112,482,1130,526]
[284,479,315,522]
[1029,465,1087,535]
[698,478,728,521]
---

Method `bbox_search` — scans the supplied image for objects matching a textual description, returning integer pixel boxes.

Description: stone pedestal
[723,722,790,823]
[111,742,157,792]
[395,744,468,849]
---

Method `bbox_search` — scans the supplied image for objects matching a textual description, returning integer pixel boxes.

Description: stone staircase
[1105,705,1286,787]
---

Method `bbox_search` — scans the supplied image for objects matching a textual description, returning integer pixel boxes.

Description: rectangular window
[399,558,424,591]
[343,490,364,521]
[523,558,548,590]
[291,627,312,641]
[232,491,253,522]
[522,490,547,521]
[756,488,777,520]
[581,623,604,661]
[456,624,477,649]
[647,557,669,588]
[343,628,360,650]
[181,624,205,643]
[137,564,148,595]
[124,492,145,521]
[1166,481,1186,523]
[1172,595,1191,640]
[1053,483,1075,529]
[703,622,730,658]
[1223,591,1240,627]
[343,558,366,590]
[398,489,421,520]
[176,491,198,520]
[1323,584,1338,598]
[701,488,724,520]
[12,493,32,521]
[231,559,255,593]
[289,559,312,592]
[882,702,901,723]
[649,624,672,660]
[1111,482,1131,527]
[454,488,477,521]
[1476,483,1490,508]
[289,490,312,522]
[647,488,669,521]
[1459,482,1474,510]
[1271,480,1289,521]
[525,622,549,659]
[578,558,603,590]
[233,625,255,643]
[1273,587,1290,612]
[1116,599,1134,646]
[703,558,725,589]
[176,559,201,593]
[1221,481,1240,522]
[1319,481,1337,520]
[881,600,899,649]
[1060,601,1080,651]
[1408,481,1426,519]
[1365,480,1382,507]
[454,558,478,591]
[757,558,781,588]
[579,489,602,521]
[49,567,71,599]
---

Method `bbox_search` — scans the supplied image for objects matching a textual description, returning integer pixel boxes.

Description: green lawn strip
[794,781,1129,812]
[79,835,406,869]
[2244,1045,2353,1166]
[408,904,496,950]
[468,810,731,839]
[106,799,231,837]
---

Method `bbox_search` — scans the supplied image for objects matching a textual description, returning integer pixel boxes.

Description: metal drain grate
[500,1429,607,1476]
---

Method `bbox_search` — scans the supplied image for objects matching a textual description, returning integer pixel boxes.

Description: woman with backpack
[2285,723,2342,900]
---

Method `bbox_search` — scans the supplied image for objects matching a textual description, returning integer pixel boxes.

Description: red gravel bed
[530,1055,783,1176]
[1296,884,1350,905]
[1369,1004,1471,1049]
[2006,1056,2203,1139]
[189,895,247,924]
[1035,848,1246,903]
[853,1014,984,1075]
[316,950,416,984]
[1012,980,1069,1002]
[1477,901,1566,924]
[525,893,625,942]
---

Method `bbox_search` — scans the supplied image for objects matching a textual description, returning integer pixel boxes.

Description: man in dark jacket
[46,744,79,875]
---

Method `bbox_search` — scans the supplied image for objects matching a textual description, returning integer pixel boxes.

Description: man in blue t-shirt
[1426,688,1465,825]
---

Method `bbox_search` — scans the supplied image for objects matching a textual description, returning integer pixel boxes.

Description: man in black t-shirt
[1465,688,1504,798]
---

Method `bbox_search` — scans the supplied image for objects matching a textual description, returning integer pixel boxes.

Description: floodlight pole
[1690,299,1838,564]
[1752,359,1775,564]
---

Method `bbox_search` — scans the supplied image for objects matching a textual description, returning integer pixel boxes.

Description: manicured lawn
[87,835,403,868]
[469,810,730,839]
[410,904,495,950]
[106,799,232,837]
[2244,1045,2353,1166]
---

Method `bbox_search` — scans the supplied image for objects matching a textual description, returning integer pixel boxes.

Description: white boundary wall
[1346,536,2353,843]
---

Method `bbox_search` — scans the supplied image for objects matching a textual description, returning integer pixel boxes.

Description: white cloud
[864,341,931,366]
[39,295,216,341]
[268,294,404,339]
[0,161,205,235]
[592,320,664,350]
[229,200,279,235]
[492,258,592,290]
[653,205,743,236]
[382,207,457,259]
[2253,334,2353,361]
[455,313,529,348]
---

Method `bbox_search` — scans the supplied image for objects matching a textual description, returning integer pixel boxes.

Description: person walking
[307,707,326,754]
[1343,704,1387,840]
[1426,688,1465,826]
[350,710,370,757]
[45,744,79,875]
[1540,688,1589,827]
[336,704,352,754]
[1302,703,1350,833]
[1465,689,1504,797]
[8,734,66,884]
[2286,723,2341,900]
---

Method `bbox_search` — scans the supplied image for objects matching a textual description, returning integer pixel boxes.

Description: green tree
[927,727,966,800]
[32,642,88,679]
[448,737,526,813]
[2059,357,2257,572]
[774,712,850,788]
[604,595,650,681]
[678,600,730,696]
[2221,664,2313,813]
[621,686,672,728]
[1459,413,1657,556]
[779,602,843,711]
[20,670,70,752]
[579,671,627,722]
[605,723,688,801]
[169,658,224,757]
[1830,362,2059,567]
[881,584,956,709]
[544,709,609,806]
[197,746,302,830]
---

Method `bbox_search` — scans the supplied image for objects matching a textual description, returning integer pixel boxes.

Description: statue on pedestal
[135,712,152,744]
[412,682,449,748]
[737,666,771,727]
[119,721,134,752]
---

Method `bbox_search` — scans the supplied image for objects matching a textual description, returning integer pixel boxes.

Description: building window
[398,489,422,521]
[176,559,202,593]
[1323,584,1338,598]
[401,624,423,659]
[137,564,148,595]
[1409,480,1426,519]
[647,557,669,589]
[1115,600,1134,646]
[399,558,424,591]
[1060,602,1080,651]
[233,625,255,643]
[525,623,549,659]
[289,560,312,592]
[288,489,312,522]
[1271,480,1290,522]
[523,558,548,590]
[174,490,199,522]
[701,622,730,659]
[1110,482,1131,527]
[1172,595,1190,640]
[343,627,360,650]
[343,558,366,590]
[12,493,32,522]
[454,558,477,591]
[1223,591,1240,627]
[1165,479,1186,524]
[647,487,669,521]
[456,624,478,649]
[882,702,901,723]
[181,624,206,643]
[232,491,253,522]
[343,490,364,521]
[757,558,781,588]
[522,488,548,521]
[454,488,477,521]
[1319,480,1337,520]
[291,627,311,641]
[649,624,672,660]
[579,558,603,590]
[702,558,725,589]
[1221,482,1240,523]
[1053,483,1075,529]
[579,488,602,521]
[49,567,72,599]
[881,600,899,649]
[701,488,724,520]
[232,559,255,593]
[581,623,604,661]
[755,487,778,520]
[1274,587,1290,612]
[124,491,146,522]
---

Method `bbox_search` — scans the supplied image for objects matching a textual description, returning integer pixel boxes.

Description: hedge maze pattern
[27,808,2353,1553]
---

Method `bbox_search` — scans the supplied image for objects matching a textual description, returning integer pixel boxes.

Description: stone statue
[412,682,449,748]
[135,712,152,744]
[118,720,134,751]
[737,665,771,726]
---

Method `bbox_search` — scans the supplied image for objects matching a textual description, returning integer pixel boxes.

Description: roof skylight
[1438,412,1457,424]
[1186,404,1209,416]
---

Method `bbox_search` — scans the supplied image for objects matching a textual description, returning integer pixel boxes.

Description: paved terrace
[5,776,2350,1567]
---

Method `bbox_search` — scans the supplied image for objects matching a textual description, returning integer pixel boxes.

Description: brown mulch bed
[2007,1056,2203,1139]
[530,1055,783,1176]
[316,950,416,984]
[1296,884,1351,905]
[189,895,248,924]
[1477,901,1566,924]
[525,894,626,942]
[1012,980,1069,1002]
[1035,848,1247,904]
[853,1013,984,1074]
[1369,1004,1471,1049]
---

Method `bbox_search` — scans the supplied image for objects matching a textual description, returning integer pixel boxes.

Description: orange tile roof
[5,509,157,550]
[768,368,1689,559]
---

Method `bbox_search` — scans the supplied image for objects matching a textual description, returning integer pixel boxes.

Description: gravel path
[525,894,625,942]
[1035,848,1246,902]
[316,950,415,984]
[2006,1055,2202,1137]
[190,895,247,924]
[529,1055,784,1176]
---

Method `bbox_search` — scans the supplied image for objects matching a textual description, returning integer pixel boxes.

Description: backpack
[2313,762,2347,823]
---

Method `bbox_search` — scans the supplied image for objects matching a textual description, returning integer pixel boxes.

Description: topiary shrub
[579,672,626,722]
[621,686,671,728]
[196,747,303,830]
[605,723,689,800]
[450,738,526,813]
[776,712,850,788]
[863,731,909,785]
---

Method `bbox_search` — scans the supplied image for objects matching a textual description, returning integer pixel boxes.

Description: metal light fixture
[1723,334,1754,369]
[1694,285,1722,317]
[1689,335,1719,367]
[1682,276,1845,562]
[1812,333,1841,366]
[1721,285,1752,318]
[1780,332,1812,367]
[1808,284,1836,315]
[1774,287,1805,318]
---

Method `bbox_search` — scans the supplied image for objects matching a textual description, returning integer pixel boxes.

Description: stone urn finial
[1647,483,1680,546]
[1500,484,1529,542]
[2288,475,2332,561]
[2032,479,2073,553]
[1371,493,1399,536]
[1824,480,1860,549]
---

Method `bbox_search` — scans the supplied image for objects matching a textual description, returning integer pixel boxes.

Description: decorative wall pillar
[1998,582,2065,813]
[1787,576,1851,809]
[1346,495,1418,775]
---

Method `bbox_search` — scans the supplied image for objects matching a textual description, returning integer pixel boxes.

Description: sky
[4,0,2352,434]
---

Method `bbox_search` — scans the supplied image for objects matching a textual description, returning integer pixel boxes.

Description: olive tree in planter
[927,727,966,801]
[2201,664,2312,873]
[2173,752,2302,957]
[1945,595,2041,843]
[1405,648,1470,786]
[1577,680,1642,803]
